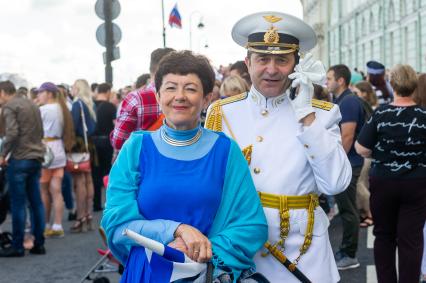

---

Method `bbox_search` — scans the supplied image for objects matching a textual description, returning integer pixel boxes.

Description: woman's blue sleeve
[101,132,180,263]
[208,139,268,279]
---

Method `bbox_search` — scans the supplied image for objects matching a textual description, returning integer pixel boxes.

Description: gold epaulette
[220,92,248,105]
[205,92,248,132]
[312,99,334,111]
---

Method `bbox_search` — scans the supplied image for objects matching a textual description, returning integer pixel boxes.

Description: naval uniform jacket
[206,86,352,283]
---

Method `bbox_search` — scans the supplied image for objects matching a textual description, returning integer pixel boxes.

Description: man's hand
[174,224,212,263]
[288,53,326,122]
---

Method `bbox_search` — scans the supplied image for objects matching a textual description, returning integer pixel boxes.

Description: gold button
[253,168,261,174]
[261,109,269,116]
[256,136,264,142]
[304,144,309,148]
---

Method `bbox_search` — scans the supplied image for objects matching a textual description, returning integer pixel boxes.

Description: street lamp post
[189,11,204,50]
[198,34,209,52]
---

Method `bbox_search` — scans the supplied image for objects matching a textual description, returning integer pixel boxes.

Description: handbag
[42,144,54,168]
[66,100,92,173]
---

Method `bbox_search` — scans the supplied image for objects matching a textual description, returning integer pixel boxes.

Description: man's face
[325,70,340,94]
[245,53,295,97]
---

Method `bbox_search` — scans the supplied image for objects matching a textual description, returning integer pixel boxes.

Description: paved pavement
[329,215,376,283]
[0,211,120,283]
[0,211,378,283]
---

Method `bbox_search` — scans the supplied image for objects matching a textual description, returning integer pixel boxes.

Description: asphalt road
[0,211,377,283]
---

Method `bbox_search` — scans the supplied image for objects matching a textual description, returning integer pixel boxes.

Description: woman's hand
[168,237,188,253]
[174,224,212,263]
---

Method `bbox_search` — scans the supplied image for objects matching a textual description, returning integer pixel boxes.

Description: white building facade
[301,0,426,72]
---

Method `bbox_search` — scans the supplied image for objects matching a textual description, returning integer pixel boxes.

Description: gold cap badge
[262,15,282,44]
[264,26,280,44]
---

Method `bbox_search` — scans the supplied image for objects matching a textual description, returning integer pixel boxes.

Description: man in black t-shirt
[326,64,365,270]
[93,83,116,211]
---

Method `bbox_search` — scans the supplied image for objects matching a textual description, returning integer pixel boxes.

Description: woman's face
[37,91,50,105]
[71,84,78,97]
[353,87,365,98]
[158,73,211,130]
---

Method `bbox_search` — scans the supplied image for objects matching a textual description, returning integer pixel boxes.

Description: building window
[401,0,406,18]
[369,11,375,32]
[362,17,366,35]
[389,1,395,23]
[378,7,383,28]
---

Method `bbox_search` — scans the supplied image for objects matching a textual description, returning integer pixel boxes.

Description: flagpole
[161,0,166,47]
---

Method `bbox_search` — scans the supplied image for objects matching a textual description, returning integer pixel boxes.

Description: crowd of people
[0,10,425,283]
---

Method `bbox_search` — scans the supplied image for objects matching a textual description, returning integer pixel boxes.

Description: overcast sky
[0,0,302,88]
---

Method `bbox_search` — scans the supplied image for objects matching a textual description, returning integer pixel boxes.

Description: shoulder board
[312,99,334,111]
[219,92,248,106]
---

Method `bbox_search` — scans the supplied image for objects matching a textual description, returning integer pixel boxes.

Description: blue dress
[121,126,229,282]
[101,124,267,282]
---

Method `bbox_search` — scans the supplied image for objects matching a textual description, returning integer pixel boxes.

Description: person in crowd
[416,73,426,283]
[230,60,252,87]
[352,80,377,228]
[37,82,75,238]
[57,84,73,110]
[414,73,426,107]
[102,51,268,282]
[29,87,40,105]
[423,223,426,283]
[350,71,363,89]
[355,64,426,283]
[70,79,97,233]
[92,83,116,211]
[366,60,393,105]
[56,84,76,220]
[313,84,332,102]
[90,83,98,96]
[134,74,150,90]
[0,81,46,257]
[219,75,249,98]
[353,80,378,110]
[326,64,365,270]
[111,48,175,150]
[17,87,28,97]
[206,12,352,282]
[211,80,221,103]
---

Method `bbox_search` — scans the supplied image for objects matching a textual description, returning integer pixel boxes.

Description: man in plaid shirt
[111,48,175,150]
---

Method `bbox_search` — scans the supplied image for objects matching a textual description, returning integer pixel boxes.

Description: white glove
[288,53,326,121]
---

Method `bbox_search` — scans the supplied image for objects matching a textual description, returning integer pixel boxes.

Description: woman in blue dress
[101,51,268,282]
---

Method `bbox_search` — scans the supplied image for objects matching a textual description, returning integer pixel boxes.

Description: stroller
[80,227,123,283]
[80,175,123,283]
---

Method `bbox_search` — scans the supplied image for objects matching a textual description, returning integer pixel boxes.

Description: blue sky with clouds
[0,0,302,88]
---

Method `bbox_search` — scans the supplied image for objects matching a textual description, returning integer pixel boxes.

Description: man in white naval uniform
[206,12,352,282]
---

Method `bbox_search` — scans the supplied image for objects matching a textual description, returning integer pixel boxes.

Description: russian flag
[168,4,182,29]
[121,229,206,282]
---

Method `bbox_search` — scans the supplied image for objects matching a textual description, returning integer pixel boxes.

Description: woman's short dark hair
[155,51,215,96]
